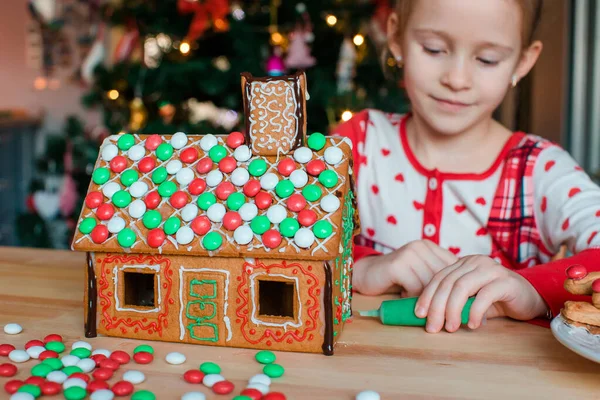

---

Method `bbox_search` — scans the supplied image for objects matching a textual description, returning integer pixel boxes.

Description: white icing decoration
[63,377,87,389]
[200,134,218,151]
[102,182,121,198]
[101,144,118,161]
[294,228,315,248]
[113,265,162,313]
[176,227,194,245]
[3,323,22,334]
[167,159,183,175]
[181,204,199,222]
[9,350,29,363]
[260,172,279,190]
[293,147,312,164]
[90,390,115,400]
[266,205,287,224]
[248,374,271,386]
[176,168,195,186]
[206,170,223,187]
[123,370,146,384]
[128,200,146,219]
[290,170,308,188]
[72,341,92,350]
[231,167,250,186]
[234,225,253,245]
[239,203,258,221]
[233,145,251,162]
[207,203,226,223]
[165,352,186,365]
[77,358,96,373]
[171,132,188,149]
[246,382,270,395]
[26,346,45,359]
[324,146,343,165]
[128,145,145,161]
[320,194,341,213]
[130,181,149,198]
[181,393,206,400]
[250,272,302,329]
[47,371,68,384]
[356,391,381,400]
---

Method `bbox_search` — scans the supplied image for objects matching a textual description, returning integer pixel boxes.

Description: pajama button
[424,224,436,237]
[429,177,438,190]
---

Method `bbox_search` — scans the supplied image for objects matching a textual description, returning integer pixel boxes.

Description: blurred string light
[231,3,245,21]
[180,41,191,55]
[353,34,365,46]
[341,110,353,122]
[108,90,119,100]
[326,14,337,26]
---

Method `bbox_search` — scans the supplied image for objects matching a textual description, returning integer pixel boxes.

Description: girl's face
[393,0,541,135]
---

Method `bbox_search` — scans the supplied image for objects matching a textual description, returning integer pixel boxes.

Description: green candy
[275,180,295,198]
[158,181,177,198]
[226,192,246,211]
[200,361,221,375]
[302,184,322,202]
[164,217,181,235]
[232,397,253,400]
[18,384,41,398]
[209,145,227,163]
[250,215,271,235]
[112,190,132,208]
[280,218,300,238]
[319,170,339,188]
[31,363,53,377]
[263,363,285,378]
[79,217,97,234]
[313,220,333,239]
[133,344,154,354]
[121,169,139,187]
[45,341,65,353]
[197,192,217,210]
[143,210,162,229]
[42,357,63,370]
[62,366,83,376]
[248,159,268,177]
[70,347,91,359]
[117,134,135,151]
[156,143,174,161]
[308,132,327,151]
[152,167,168,184]
[203,232,223,251]
[63,386,87,400]
[117,228,136,248]
[92,167,110,185]
[132,390,156,400]
[255,350,276,364]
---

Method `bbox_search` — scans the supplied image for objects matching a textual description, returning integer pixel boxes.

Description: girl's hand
[414,255,549,333]
[352,240,458,296]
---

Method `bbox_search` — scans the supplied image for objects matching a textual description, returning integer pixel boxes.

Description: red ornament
[25,376,45,386]
[43,334,62,343]
[223,212,242,231]
[263,393,287,400]
[138,157,157,173]
[0,363,17,377]
[226,131,245,149]
[306,159,326,176]
[216,182,235,200]
[255,191,273,210]
[91,225,109,244]
[287,194,306,212]
[189,178,207,195]
[24,340,44,350]
[298,209,317,227]
[40,381,61,396]
[99,358,120,370]
[70,372,90,383]
[277,158,296,177]
[133,351,153,364]
[110,155,128,173]
[191,216,211,236]
[145,134,162,150]
[112,381,134,396]
[148,228,167,248]
[219,156,237,173]
[110,350,131,365]
[96,203,115,221]
[213,380,235,395]
[145,191,161,210]
[566,264,588,280]
[90,354,107,367]
[87,380,110,393]
[85,192,104,209]
[262,229,282,249]
[39,350,59,360]
[92,367,114,381]
[243,179,261,197]
[183,369,205,384]
[0,344,16,356]
[170,191,189,209]
[240,388,264,400]
[196,157,214,174]
[180,147,199,164]
[4,379,24,394]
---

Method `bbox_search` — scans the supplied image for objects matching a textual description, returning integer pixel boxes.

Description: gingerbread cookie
[560,265,600,334]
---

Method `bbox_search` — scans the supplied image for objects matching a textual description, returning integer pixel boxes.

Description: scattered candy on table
[166,352,186,365]
[356,390,381,400]
[3,324,23,335]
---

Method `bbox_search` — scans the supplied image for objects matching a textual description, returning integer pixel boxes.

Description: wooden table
[1,247,600,399]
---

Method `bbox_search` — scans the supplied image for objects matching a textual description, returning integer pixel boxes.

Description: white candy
[47,370,68,384]
[63,377,87,389]
[77,358,96,373]
[128,145,145,161]
[293,147,313,164]
[167,159,183,175]
[234,225,254,245]
[356,390,381,400]
[206,170,223,187]
[130,181,149,198]
[181,392,206,400]
[207,203,226,223]
[176,168,195,186]
[321,194,341,213]
[290,170,308,188]
[294,228,316,248]
[181,204,199,222]
[202,373,225,388]
[26,345,45,359]
[324,146,344,165]
[72,341,92,350]
[234,145,252,162]
[247,382,270,395]
[239,203,258,222]
[176,227,194,245]
[231,167,250,186]
[266,205,287,224]
[8,350,29,363]
[102,182,121,199]
[3,323,22,335]
[10,393,35,400]
[200,134,218,151]
[91,349,111,357]
[123,370,146,384]
[248,373,271,386]
[107,216,125,234]
[260,173,279,190]
[165,352,186,365]
[91,390,115,400]
[101,144,119,161]
[171,132,188,149]
[61,355,80,367]
[128,199,146,219]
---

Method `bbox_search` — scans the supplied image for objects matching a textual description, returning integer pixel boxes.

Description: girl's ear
[513,40,543,84]
[387,12,403,61]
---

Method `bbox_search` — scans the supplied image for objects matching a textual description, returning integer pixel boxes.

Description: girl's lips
[431,96,472,111]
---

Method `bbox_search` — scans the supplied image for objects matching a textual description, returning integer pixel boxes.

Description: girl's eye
[477,58,499,66]
[423,46,443,55]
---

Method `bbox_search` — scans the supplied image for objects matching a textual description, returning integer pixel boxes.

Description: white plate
[551,314,600,364]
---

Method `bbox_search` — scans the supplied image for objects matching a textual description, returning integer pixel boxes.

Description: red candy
[183,369,205,384]
[593,279,600,293]
[112,381,134,396]
[277,158,296,177]
[287,194,307,212]
[243,180,261,198]
[148,228,166,248]
[87,380,110,393]
[138,157,156,173]
[196,158,213,174]
[40,381,61,396]
[85,192,104,209]
[306,159,326,176]
[110,350,131,365]
[25,340,44,350]
[180,147,199,164]
[90,354,107,367]
[4,379,23,394]
[92,367,114,381]
[263,393,287,400]
[566,264,588,280]
[189,178,207,196]
[298,209,317,227]
[191,216,211,236]
[91,225,109,244]
[223,212,242,231]
[110,155,128,173]
[133,351,153,364]
[145,134,162,150]
[70,372,90,383]
[170,191,189,209]
[96,203,115,221]
[0,344,16,356]
[99,358,120,370]
[255,191,273,210]
[43,334,62,343]
[241,388,264,400]
[145,191,161,210]
[39,350,59,360]
[262,229,282,249]
[216,182,235,201]
[25,376,45,385]
[213,380,235,395]
[0,363,17,377]
[226,131,245,149]
[219,156,237,173]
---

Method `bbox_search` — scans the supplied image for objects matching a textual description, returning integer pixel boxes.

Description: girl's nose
[441,58,472,91]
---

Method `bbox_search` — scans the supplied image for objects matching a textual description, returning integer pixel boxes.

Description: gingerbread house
[71,71,359,355]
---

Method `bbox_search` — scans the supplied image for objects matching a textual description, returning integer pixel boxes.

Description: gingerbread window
[122,270,157,309]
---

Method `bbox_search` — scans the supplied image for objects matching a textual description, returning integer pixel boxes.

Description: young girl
[336,0,600,334]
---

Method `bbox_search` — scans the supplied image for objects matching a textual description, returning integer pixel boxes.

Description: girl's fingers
[424,240,460,266]
[393,268,424,298]
[415,259,465,318]
[467,280,507,329]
